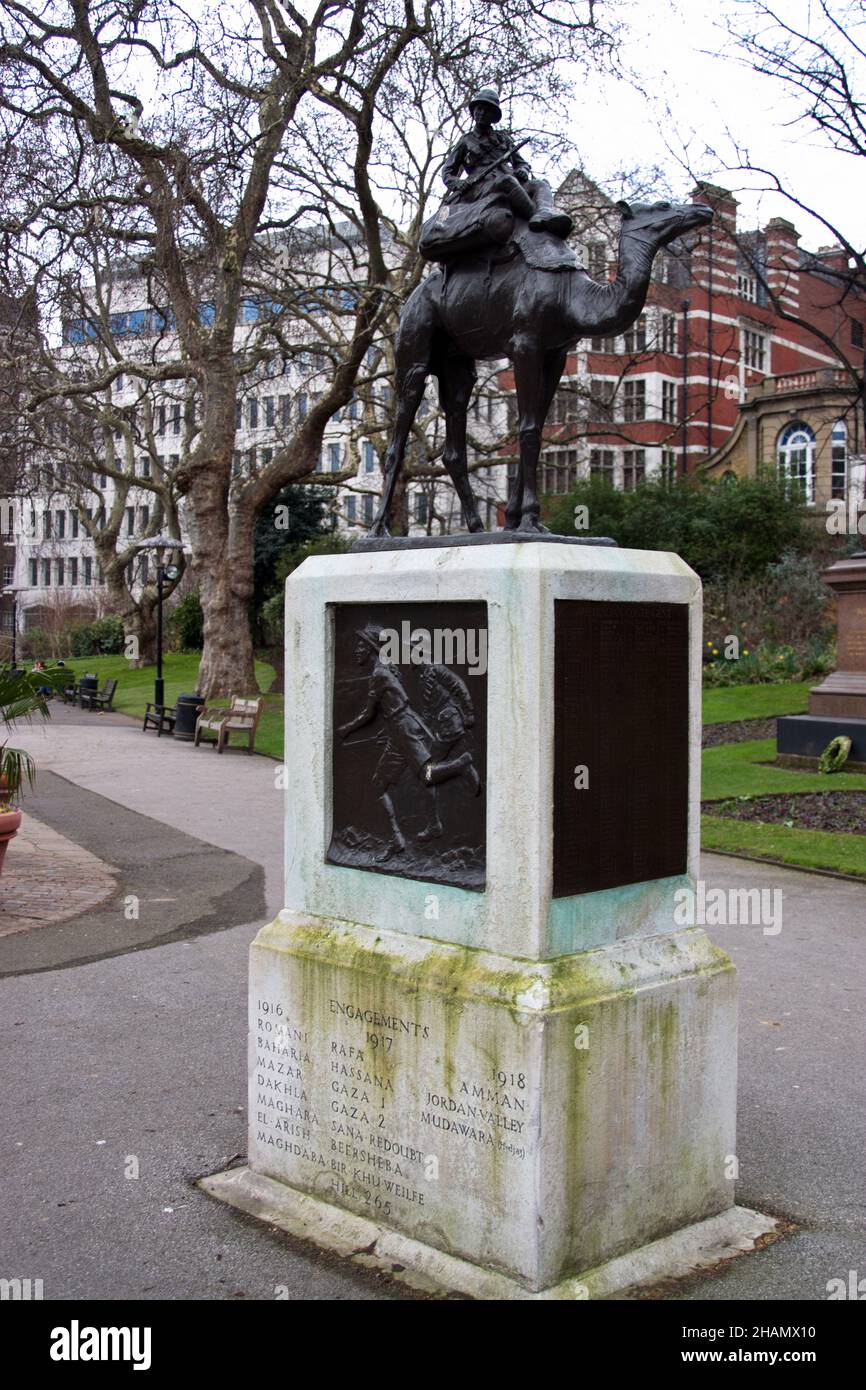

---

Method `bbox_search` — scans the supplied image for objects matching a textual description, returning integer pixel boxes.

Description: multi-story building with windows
[5,176,865,640]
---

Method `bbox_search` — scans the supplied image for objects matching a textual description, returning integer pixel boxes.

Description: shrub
[168,591,204,650]
[67,615,125,656]
[545,474,811,581]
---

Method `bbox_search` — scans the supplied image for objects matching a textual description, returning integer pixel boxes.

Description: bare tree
[0,0,616,695]
[699,1,866,433]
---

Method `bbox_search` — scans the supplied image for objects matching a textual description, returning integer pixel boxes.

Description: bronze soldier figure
[441,86,573,240]
[337,626,480,859]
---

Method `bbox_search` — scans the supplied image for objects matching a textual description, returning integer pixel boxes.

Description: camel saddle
[420,195,577,273]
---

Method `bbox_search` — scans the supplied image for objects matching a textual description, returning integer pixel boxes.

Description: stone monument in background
[778,551,866,771]
[203,92,777,1297]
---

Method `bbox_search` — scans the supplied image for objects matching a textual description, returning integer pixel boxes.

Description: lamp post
[136,537,182,708]
[2,587,18,667]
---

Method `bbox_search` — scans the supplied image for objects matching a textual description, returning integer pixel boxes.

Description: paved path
[0,813,116,937]
[1,706,864,1300]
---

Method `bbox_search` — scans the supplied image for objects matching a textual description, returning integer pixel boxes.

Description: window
[41,559,51,586]
[541,449,579,495]
[363,441,376,473]
[235,400,242,430]
[777,421,816,504]
[852,320,865,349]
[660,313,676,354]
[362,493,374,526]
[43,510,51,539]
[346,495,358,525]
[549,387,580,425]
[71,510,79,539]
[29,559,38,586]
[831,420,848,500]
[623,379,646,422]
[55,558,64,587]
[623,314,647,355]
[324,443,340,473]
[590,334,617,353]
[84,556,92,586]
[55,510,66,538]
[586,240,606,279]
[588,379,615,421]
[140,556,149,584]
[139,506,150,532]
[68,557,78,586]
[743,330,766,371]
[126,506,135,537]
[261,448,273,466]
[589,449,615,483]
[172,403,181,435]
[738,273,757,302]
[662,380,677,423]
[623,449,645,491]
[157,404,166,435]
[29,507,36,537]
[139,455,151,479]
[661,448,677,485]
[298,393,308,421]
[280,394,291,427]
[248,397,259,430]
[265,396,275,428]
[415,492,429,525]
[3,564,13,585]
[348,396,360,421]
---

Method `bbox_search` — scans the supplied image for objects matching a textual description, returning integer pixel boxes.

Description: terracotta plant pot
[0,807,23,877]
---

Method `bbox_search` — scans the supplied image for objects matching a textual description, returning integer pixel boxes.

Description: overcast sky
[550,0,862,252]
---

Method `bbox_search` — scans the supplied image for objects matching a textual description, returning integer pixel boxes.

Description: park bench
[80,678,118,712]
[142,702,177,736]
[194,695,263,754]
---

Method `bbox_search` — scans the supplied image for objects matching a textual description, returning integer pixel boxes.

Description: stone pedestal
[204,540,766,1297]
[778,552,866,769]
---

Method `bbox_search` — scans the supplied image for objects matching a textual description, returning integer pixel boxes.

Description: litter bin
[174,692,205,742]
[78,674,98,708]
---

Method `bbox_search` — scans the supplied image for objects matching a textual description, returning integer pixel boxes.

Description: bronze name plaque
[553,599,689,897]
[328,601,487,891]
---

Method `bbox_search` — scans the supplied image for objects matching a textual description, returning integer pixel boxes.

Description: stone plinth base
[201,1167,779,1300]
[239,911,739,1295]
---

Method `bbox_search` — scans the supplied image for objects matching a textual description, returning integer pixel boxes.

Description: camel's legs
[507,343,567,531]
[436,353,484,533]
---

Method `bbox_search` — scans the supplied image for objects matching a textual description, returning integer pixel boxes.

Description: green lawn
[702,737,866,877]
[702,680,811,725]
[62,653,281,757]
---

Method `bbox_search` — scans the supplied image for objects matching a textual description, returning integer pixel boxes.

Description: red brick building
[501,174,866,503]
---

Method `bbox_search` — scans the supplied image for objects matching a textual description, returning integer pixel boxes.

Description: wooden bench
[80,678,118,712]
[142,702,176,736]
[194,696,263,754]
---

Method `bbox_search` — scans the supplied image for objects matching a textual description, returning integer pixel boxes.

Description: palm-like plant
[0,664,66,802]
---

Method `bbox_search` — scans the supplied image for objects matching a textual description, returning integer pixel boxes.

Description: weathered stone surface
[247,912,737,1292]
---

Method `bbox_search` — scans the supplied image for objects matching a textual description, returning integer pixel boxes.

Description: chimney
[764,217,800,313]
[689,183,739,293]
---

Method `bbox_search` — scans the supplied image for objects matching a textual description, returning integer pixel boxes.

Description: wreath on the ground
[819,736,852,775]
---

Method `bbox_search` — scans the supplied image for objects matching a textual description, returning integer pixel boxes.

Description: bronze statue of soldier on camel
[367,86,714,538]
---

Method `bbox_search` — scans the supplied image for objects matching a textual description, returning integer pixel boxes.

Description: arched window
[831,420,848,500]
[777,422,816,504]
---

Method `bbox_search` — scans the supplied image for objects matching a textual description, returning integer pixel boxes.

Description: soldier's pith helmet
[468,86,502,123]
[354,623,386,654]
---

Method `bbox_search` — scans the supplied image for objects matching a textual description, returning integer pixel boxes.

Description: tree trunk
[190,474,257,698]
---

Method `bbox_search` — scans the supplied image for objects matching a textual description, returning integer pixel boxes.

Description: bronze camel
[370,198,713,535]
